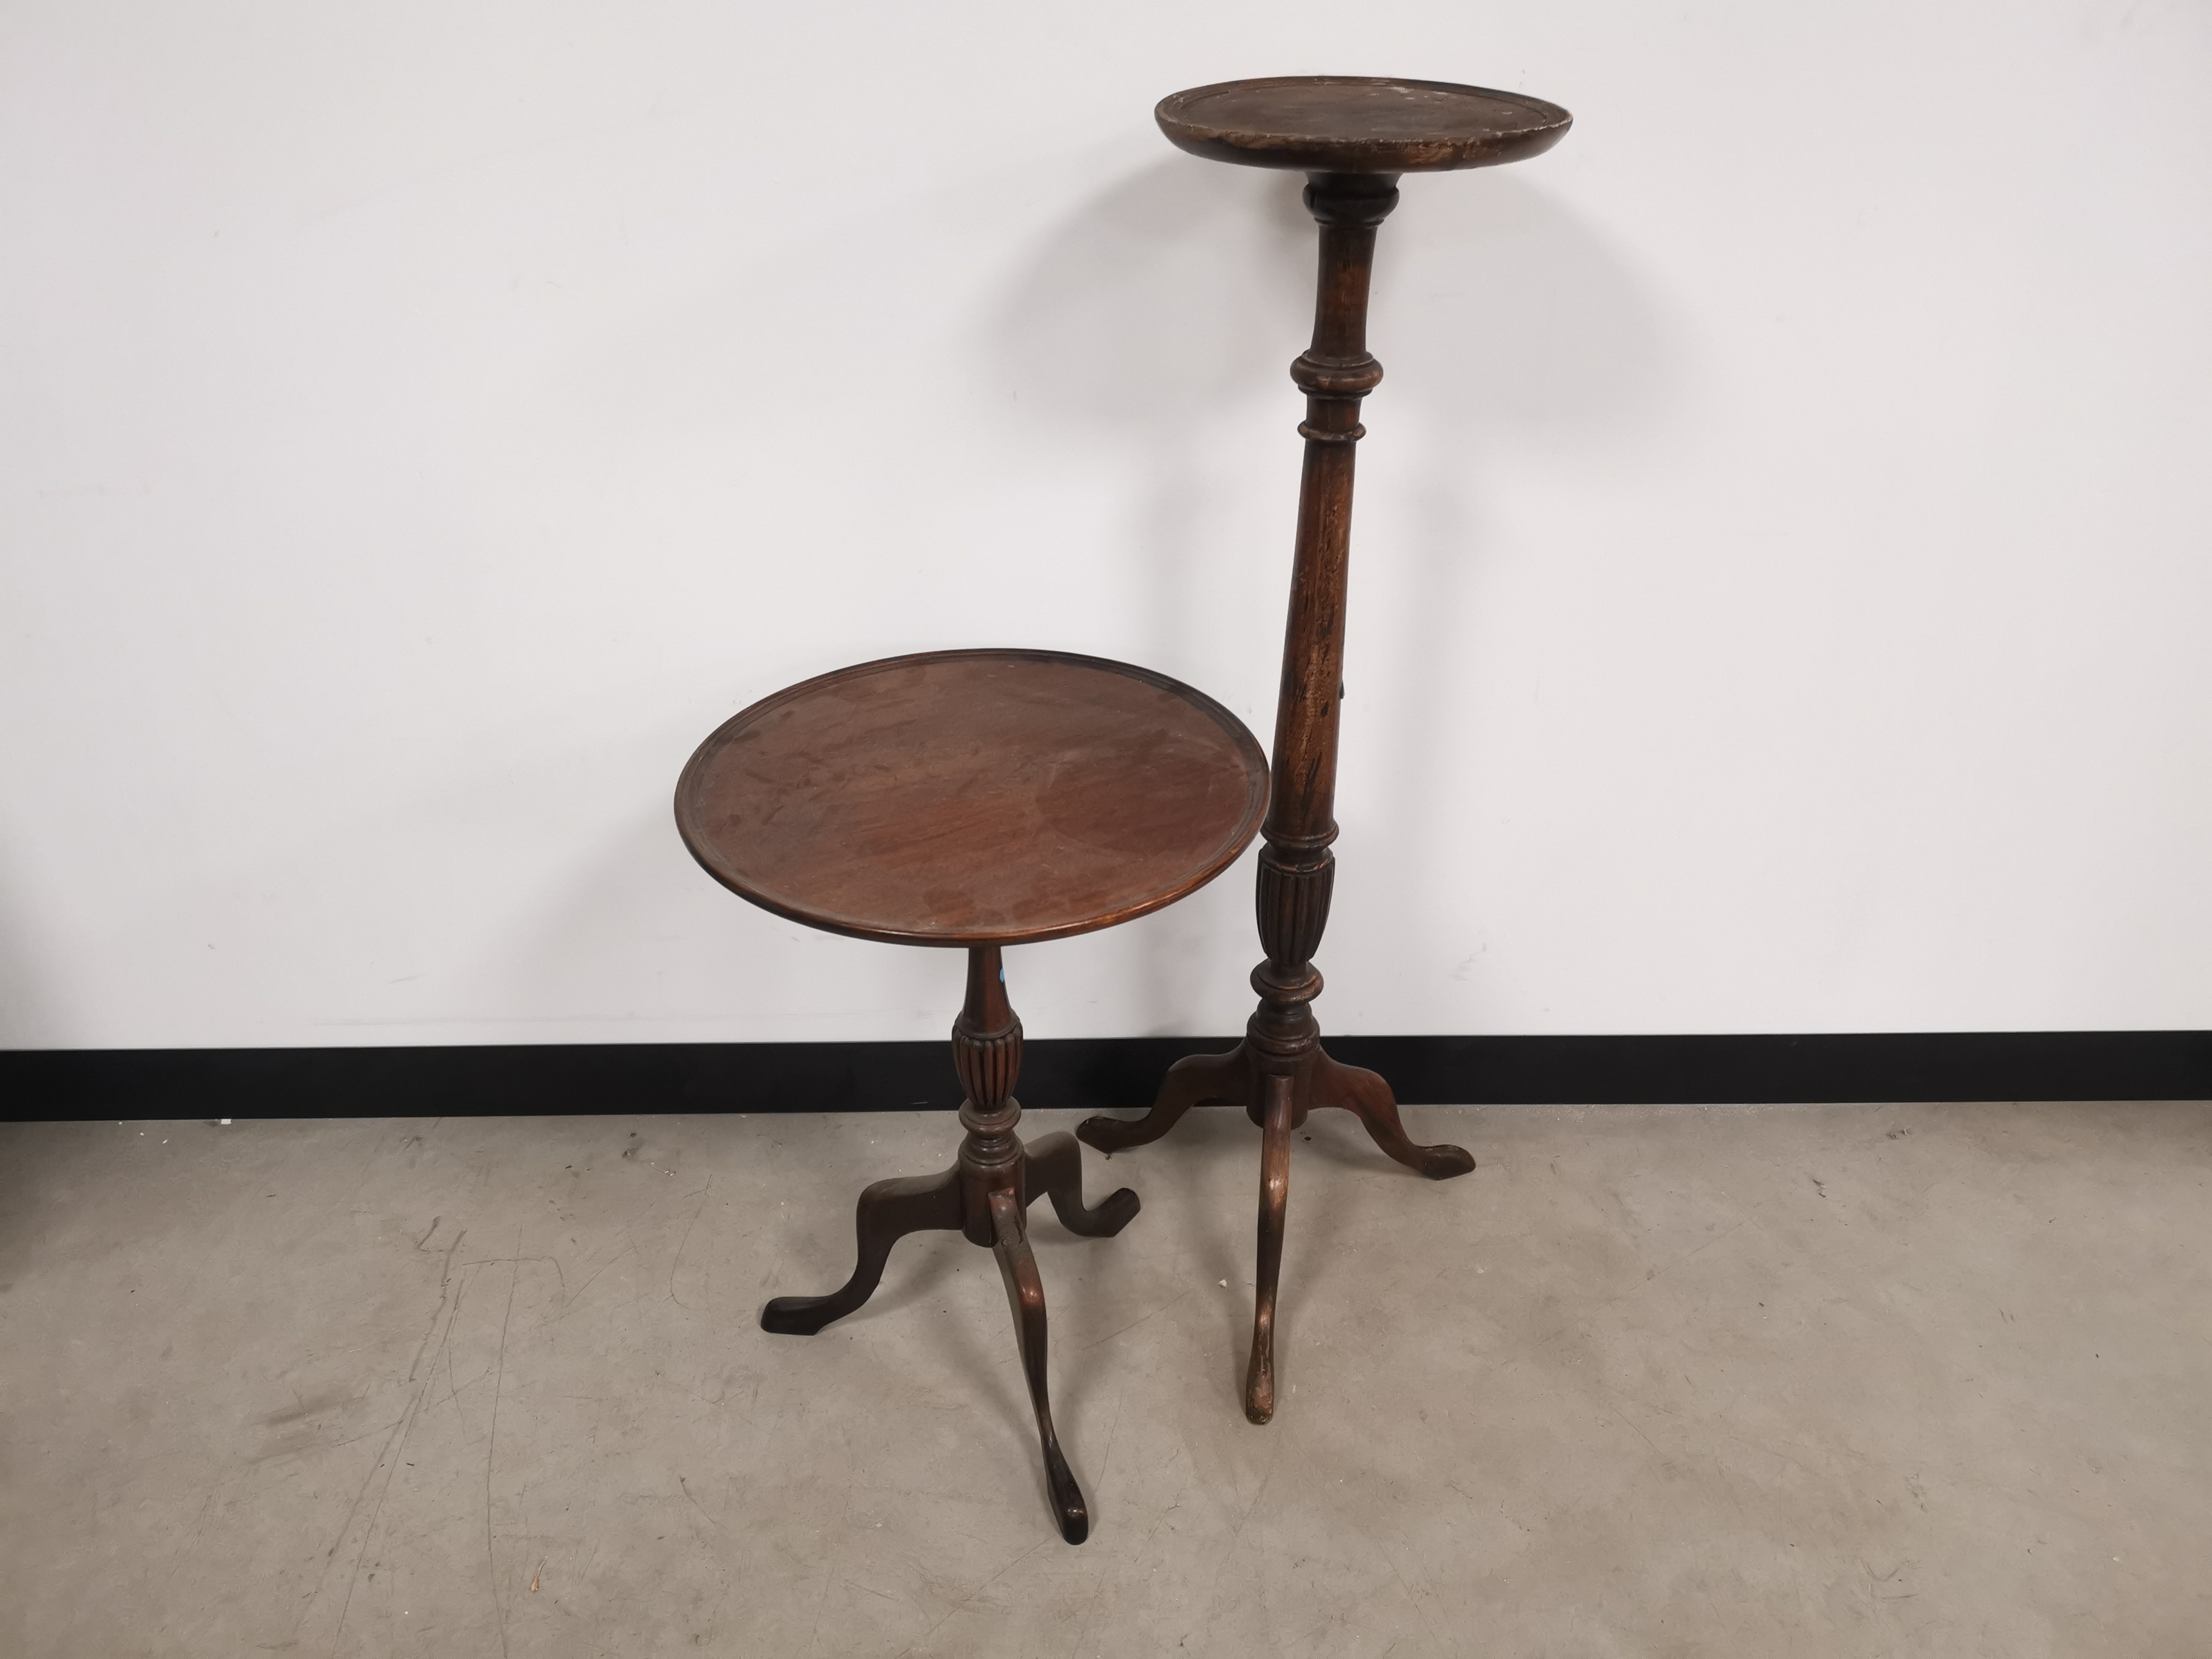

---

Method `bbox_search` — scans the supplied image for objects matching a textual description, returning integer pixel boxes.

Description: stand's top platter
[675,650,1267,947]
[1157,76,1570,174]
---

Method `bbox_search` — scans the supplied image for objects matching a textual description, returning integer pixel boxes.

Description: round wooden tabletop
[676,650,1269,948]
[1157,76,1570,175]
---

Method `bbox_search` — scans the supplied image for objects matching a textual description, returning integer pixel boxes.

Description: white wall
[4,1,2209,1049]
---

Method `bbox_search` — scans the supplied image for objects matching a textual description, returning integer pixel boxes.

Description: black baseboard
[4,1032,2208,1122]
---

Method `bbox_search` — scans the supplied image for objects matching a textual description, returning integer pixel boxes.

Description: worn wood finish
[1246,1075,1295,1423]
[1081,77,1570,1424]
[1156,76,1570,175]
[676,649,1268,948]
[702,649,1265,1537]
[757,944,1138,1543]
[990,1188,1088,1543]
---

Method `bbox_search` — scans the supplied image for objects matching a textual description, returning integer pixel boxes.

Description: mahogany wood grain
[706,648,1265,1538]
[1156,76,1569,175]
[1081,76,1570,1424]
[676,649,1267,948]
[1246,1076,1295,1424]
[990,1188,1087,1543]
[753,943,1140,1543]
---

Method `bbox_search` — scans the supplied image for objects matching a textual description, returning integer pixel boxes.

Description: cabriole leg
[1077,1044,1252,1153]
[1311,1048,1475,1180]
[1244,1073,1295,1424]
[989,1189,1089,1544]
[760,1166,962,1336]
[1023,1131,1140,1238]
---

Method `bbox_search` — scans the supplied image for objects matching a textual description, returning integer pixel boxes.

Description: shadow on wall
[985,153,1673,520]
[988,157,1316,428]
[504,156,1679,1053]
[983,157,1311,689]
[1356,166,1680,981]
[989,152,1674,430]
[983,153,1679,1030]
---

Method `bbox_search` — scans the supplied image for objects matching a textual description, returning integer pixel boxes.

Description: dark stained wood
[676,649,1267,947]
[1156,76,1570,175]
[753,940,1141,1543]
[1245,1075,1294,1423]
[1025,1129,1142,1238]
[1082,78,1570,1425]
[759,1164,963,1336]
[707,649,1255,1538]
[990,1188,1087,1543]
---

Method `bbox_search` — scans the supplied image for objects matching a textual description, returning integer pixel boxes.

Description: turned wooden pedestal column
[1078,77,1573,1424]
[755,942,1125,1542]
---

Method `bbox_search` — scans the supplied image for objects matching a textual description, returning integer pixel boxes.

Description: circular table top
[676,650,1269,948]
[1157,76,1571,174]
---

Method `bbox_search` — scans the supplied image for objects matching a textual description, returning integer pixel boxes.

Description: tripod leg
[1245,1073,1295,1425]
[988,1189,1089,1544]
[1312,1049,1475,1180]
[1077,1044,1252,1154]
[760,1166,962,1335]
[1023,1131,1140,1238]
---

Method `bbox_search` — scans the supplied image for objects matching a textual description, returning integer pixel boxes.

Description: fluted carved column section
[954,943,1024,1244]
[1256,847,1334,971]
[1248,172,1402,1078]
[953,1010,1022,1111]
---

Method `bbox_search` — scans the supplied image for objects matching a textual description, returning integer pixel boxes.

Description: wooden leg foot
[760,1166,962,1335]
[988,1189,1089,1544]
[1078,1044,1251,1154]
[1245,1074,1294,1425]
[1312,1049,1475,1180]
[1023,1131,1140,1238]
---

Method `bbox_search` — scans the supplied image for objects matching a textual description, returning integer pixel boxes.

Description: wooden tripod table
[676,649,1266,1541]
[1079,78,1573,1424]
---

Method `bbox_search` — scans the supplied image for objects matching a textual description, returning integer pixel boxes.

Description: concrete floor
[0,1102,2206,1657]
